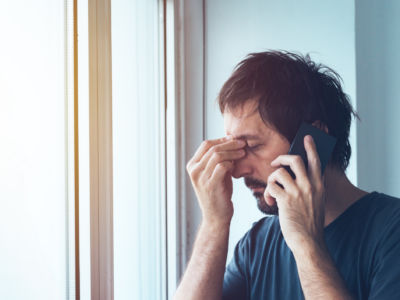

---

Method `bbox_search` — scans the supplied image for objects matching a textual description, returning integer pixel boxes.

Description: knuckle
[211,144,222,152]
[209,145,217,154]
[217,162,228,171]
[201,175,208,186]
[213,152,222,161]
[186,161,191,172]
[294,155,302,164]
[265,185,271,194]
[189,167,200,181]
[267,175,274,184]
[293,189,301,199]
[303,183,312,195]
[201,140,213,150]
[223,160,233,169]
[277,168,285,176]
[311,156,320,166]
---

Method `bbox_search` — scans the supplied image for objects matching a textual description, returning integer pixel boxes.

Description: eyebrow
[234,134,262,141]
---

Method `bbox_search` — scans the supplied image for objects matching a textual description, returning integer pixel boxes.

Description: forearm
[174,221,230,300]
[293,240,354,300]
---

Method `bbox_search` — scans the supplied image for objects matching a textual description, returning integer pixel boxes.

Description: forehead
[223,102,273,140]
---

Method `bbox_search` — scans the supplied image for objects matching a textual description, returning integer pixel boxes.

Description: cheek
[254,150,285,176]
[249,154,277,177]
[254,149,279,165]
[262,142,290,163]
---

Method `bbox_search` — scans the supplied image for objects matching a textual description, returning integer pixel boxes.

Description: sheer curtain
[112,0,166,299]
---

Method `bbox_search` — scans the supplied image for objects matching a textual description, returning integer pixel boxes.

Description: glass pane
[0,1,74,299]
[112,0,165,299]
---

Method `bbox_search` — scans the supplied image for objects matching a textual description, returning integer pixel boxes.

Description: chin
[254,192,279,215]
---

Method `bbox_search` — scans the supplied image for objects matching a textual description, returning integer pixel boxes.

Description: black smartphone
[279,122,337,184]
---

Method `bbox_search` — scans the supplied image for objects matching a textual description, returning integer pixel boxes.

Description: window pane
[0,1,74,299]
[112,0,165,299]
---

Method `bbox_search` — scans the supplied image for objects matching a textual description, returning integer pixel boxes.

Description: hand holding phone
[278,122,337,186]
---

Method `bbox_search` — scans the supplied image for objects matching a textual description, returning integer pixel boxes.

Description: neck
[322,165,369,227]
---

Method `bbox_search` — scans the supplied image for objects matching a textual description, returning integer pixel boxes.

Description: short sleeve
[222,234,250,300]
[368,212,400,299]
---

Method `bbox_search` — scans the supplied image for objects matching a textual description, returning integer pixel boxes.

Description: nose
[231,155,252,179]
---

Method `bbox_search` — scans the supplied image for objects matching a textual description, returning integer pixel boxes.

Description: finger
[304,135,322,184]
[197,138,246,168]
[210,160,234,183]
[190,136,232,164]
[209,138,247,153]
[267,167,297,194]
[193,137,246,165]
[264,181,286,206]
[204,148,246,179]
[263,186,276,206]
[270,154,309,186]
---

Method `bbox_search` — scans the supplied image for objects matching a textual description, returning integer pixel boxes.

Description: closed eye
[247,144,262,151]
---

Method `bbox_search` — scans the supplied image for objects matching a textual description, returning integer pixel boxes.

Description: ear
[312,120,329,134]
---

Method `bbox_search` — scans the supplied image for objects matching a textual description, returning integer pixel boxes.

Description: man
[174,50,400,299]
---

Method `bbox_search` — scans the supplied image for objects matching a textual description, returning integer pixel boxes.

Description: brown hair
[218,50,360,172]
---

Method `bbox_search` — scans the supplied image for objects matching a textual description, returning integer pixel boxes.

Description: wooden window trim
[88,0,114,299]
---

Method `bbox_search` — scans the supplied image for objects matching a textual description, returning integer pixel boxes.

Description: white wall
[355,1,400,197]
[203,0,357,263]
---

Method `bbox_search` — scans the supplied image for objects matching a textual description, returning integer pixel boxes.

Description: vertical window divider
[88,0,114,299]
[174,0,205,279]
[160,0,169,298]
[66,0,78,298]
[73,0,81,299]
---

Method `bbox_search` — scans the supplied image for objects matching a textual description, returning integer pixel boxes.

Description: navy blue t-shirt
[222,191,400,300]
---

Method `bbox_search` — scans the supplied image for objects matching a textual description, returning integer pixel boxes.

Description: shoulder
[370,191,400,206]
[364,191,400,224]
[359,192,400,256]
[344,191,400,238]
[373,191,400,230]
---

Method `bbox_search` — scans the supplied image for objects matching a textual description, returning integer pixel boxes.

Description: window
[1,0,178,299]
[111,0,167,299]
[0,0,76,299]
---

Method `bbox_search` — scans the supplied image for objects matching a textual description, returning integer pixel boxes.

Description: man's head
[219,50,359,215]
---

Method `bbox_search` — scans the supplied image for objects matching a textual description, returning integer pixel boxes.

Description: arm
[174,221,230,300]
[265,135,354,299]
[174,135,247,300]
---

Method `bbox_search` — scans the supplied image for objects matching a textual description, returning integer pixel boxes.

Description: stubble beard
[244,177,279,215]
[253,190,279,215]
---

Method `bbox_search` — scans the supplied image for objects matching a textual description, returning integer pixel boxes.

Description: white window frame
[84,0,206,298]
[170,0,206,282]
